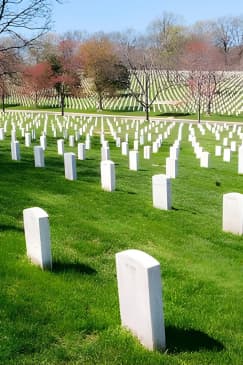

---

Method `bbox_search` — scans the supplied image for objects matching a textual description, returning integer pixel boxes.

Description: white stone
[170,146,179,160]
[223,137,228,146]
[78,143,85,160]
[121,142,129,156]
[69,135,75,147]
[144,145,151,159]
[11,141,20,160]
[34,146,45,167]
[152,174,171,210]
[166,157,178,178]
[23,207,52,270]
[0,128,4,140]
[101,146,110,161]
[215,145,222,156]
[85,136,91,150]
[134,140,139,151]
[116,249,166,351]
[230,141,236,152]
[152,141,159,153]
[25,133,31,147]
[200,152,210,168]
[40,135,47,151]
[129,150,139,171]
[223,148,231,162]
[223,193,243,235]
[101,160,115,192]
[57,139,64,155]
[139,135,144,145]
[116,137,121,148]
[64,152,77,180]
[11,130,16,142]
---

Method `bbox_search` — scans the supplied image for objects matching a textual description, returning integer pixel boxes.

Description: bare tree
[0,0,62,53]
[147,12,186,79]
[123,37,181,121]
[211,15,243,67]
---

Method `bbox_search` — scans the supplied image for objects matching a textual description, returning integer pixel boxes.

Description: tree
[0,0,62,53]
[147,12,186,79]
[211,16,243,68]
[80,37,130,110]
[48,39,82,115]
[181,38,227,122]
[23,62,53,106]
[123,36,181,121]
[0,49,20,111]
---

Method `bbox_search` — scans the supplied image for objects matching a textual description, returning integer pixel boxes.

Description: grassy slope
[0,116,242,365]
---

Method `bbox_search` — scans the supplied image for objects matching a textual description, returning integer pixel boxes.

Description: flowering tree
[48,39,82,115]
[181,38,227,121]
[23,62,53,106]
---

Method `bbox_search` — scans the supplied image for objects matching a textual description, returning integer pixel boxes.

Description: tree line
[0,2,242,120]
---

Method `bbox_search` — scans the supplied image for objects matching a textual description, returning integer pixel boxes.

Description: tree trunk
[98,93,103,110]
[61,85,65,116]
[198,96,201,123]
[145,75,150,122]
[207,100,211,115]
[2,92,5,113]
[35,91,38,107]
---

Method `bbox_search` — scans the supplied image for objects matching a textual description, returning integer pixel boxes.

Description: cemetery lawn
[5,103,243,123]
[0,114,242,365]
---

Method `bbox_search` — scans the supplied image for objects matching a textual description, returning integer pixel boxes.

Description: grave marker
[116,249,166,351]
[23,207,52,270]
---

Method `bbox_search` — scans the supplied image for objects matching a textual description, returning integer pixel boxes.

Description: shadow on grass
[157,112,191,118]
[166,326,224,353]
[0,224,23,232]
[52,261,97,275]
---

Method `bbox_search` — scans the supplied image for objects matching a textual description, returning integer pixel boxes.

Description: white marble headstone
[116,249,166,351]
[23,207,52,270]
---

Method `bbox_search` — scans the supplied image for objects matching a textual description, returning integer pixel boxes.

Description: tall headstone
[40,135,47,151]
[101,146,110,161]
[200,152,210,168]
[57,139,64,155]
[34,146,45,168]
[223,148,231,162]
[152,174,171,210]
[129,150,139,171]
[215,145,222,156]
[121,141,129,156]
[166,157,178,178]
[23,207,52,270]
[25,132,31,147]
[223,193,243,235]
[101,160,115,192]
[64,152,77,180]
[144,145,151,159]
[152,141,159,153]
[11,141,20,161]
[78,143,85,160]
[69,135,75,147]
[116,249,166,351]
[0,128,4,140]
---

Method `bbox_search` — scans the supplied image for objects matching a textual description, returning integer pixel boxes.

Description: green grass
[0,115,242,364]
[2,103,243,123]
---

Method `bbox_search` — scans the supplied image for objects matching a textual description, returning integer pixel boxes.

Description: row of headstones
[22,194,243,351]
[6,119,182,180]
[188,123,243,171]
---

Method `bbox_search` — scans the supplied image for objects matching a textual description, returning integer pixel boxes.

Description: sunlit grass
[0,115,242,364]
